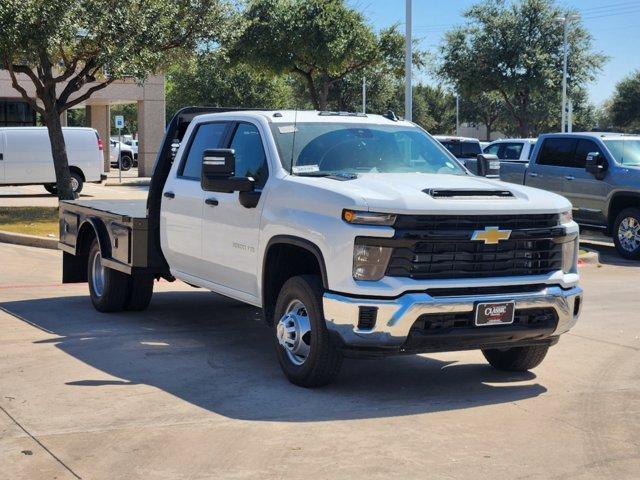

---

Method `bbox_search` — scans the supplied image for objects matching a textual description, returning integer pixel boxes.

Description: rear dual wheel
[87,239,154,312]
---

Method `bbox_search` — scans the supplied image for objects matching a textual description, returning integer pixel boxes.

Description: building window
[0,99,37,126]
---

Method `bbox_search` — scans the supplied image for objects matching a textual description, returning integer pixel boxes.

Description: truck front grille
[394,213,558,231]
[386,238,563,280]
[410,308,558,335]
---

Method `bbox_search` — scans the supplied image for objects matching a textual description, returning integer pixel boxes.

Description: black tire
[70,171,83,194]
[612,207,640,260]
[44,184,57,195]
[119,155,133,171]
[87,239,129,313]
[273,275,343,387]
[482,345,549,372]
[124,272,154,311]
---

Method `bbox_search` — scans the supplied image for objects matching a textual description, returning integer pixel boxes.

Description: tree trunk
[43,107,75,200]
[485,121,492,141]
[318,81,330,111]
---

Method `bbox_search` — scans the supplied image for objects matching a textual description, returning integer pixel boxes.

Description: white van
[0,127,105,194]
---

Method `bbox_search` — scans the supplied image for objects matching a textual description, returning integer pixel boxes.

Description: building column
[137,98,165,177]
[87,105,111,172]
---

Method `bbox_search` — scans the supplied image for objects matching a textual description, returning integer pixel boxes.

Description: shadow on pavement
[1,290,546,422]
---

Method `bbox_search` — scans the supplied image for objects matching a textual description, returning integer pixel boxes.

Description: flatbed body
[58,198,157,277]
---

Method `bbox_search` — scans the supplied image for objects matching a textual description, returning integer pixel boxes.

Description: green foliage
[233,0,420,110]
[0,0,229,199]
[110,104,138,135]
[607,70,640,133]
[459,92,507,140]
[166,51,295,119]
[439,0,605,137]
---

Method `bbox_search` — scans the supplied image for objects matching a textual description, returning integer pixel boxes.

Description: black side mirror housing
[585,152,608,180]
[201,148,255,193]
[476,153,501,178]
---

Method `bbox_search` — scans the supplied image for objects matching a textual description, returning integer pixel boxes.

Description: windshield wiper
[294,171,332,177]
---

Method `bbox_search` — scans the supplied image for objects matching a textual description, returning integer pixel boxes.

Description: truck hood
[311,173,571,215]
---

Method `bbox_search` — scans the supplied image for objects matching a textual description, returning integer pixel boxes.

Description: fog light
[353,244,392,281]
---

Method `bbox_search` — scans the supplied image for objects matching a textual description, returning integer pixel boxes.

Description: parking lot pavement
[0,243,639,480]
[0,172,148,208]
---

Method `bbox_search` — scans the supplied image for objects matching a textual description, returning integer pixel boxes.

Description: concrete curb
[0,230,58,250]
[104,178,151,187]
[578,249,600,266]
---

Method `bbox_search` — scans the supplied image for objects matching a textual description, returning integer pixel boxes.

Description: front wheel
[613,207,640,260]
[482,345,549,372]
[273,275,343,387]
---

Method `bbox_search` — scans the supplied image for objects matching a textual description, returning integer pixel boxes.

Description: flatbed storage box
[59,199,149,274]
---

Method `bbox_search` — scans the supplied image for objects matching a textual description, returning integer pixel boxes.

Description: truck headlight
[343,209,396,226]
[561,237,579,273]
[353,244,392,281]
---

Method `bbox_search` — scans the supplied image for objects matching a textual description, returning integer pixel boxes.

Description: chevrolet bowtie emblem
[471,226,512,245]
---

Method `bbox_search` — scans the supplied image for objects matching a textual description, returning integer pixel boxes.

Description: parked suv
[501,132,640,259]
[484,138,536,163]
[434,135,482,163]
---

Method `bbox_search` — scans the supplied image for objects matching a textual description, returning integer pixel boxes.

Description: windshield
[603,139,640,166]
[270,122,466,176]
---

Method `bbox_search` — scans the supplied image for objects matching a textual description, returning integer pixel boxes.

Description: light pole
[559,14,579,132]
[405,0,412,121]
[362,77,366,114]
[455,94,460,136]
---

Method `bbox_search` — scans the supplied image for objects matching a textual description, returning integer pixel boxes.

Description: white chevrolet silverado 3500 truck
[58,108,583,387]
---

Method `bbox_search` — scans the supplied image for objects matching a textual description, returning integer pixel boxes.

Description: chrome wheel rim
[71,176,79,192]
[276,300,311,366]
[91,251,105,297]
[618,216,640,252]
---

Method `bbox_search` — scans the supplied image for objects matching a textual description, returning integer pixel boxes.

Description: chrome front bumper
[323,285,582,349]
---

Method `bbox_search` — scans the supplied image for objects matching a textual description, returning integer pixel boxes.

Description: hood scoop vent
[425,189,515,199]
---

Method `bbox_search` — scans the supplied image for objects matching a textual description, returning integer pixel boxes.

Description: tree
[607,70,640,133]
[459,93,507,140]
[439,0,605,137]
[233,0,410,111]
[166,50,295,119]
[0,0,228,199]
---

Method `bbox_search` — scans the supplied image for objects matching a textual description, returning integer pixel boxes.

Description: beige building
[0,72,165,176]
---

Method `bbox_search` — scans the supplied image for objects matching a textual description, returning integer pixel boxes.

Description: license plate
[475,301,515,326]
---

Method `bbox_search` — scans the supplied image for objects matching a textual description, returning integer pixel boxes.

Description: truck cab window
[179,122,227,179]
[573,139,603,168]
[502,143,523,160]
[230,123,269,188]
[538,138,577,167]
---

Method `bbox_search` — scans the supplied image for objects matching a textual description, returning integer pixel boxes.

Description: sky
[348,0,640,106]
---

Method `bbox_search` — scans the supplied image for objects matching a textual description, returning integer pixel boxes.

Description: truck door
[525,137,576,197]
[201,122,269,299]
[0,132,5,182]
[562,138,608,225]
[160,121,229,279]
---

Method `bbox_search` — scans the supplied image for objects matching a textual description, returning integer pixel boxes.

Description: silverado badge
[471,226,512,245]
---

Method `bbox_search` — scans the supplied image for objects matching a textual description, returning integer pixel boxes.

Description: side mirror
[476,153,501,178]
[201,148,255,193]
[585,152,608,180]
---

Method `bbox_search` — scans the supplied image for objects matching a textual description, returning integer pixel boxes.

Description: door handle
[565,175,575,181]
[528,172,539,178]
[205,198,219,206]
[163,191,175,199]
